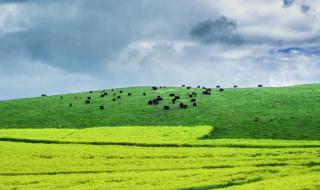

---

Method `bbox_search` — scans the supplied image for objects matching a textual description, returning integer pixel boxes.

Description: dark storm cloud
[0,0,213,73]
[301,4,311,13]
[283,0,295,7]
[190,16,243,45]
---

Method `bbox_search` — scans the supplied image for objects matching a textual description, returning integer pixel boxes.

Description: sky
[0,0,320,100]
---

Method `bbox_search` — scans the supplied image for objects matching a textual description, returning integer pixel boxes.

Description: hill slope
[0,84,320,140]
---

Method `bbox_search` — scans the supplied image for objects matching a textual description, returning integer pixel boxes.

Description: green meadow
[0,84,320,189]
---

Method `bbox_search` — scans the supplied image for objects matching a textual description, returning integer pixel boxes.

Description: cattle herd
[41,84,264,111]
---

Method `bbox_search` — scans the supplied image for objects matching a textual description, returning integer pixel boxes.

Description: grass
[0,126,320,190]
[1,84,320,189]
[0,84,320,140]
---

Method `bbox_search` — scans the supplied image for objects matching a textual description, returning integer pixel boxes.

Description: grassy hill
[1,84,320,189]
[0,84,320,140]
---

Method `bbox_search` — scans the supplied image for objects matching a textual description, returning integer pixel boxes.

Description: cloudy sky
[0,0,320,100]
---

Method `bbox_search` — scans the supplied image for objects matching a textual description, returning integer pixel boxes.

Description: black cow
[258,84,263,88]
[143,92,146,96]
[233,85,238,88]
[182,84,185,88]
[175,96,180,99]
[60,96,63,99]
[202,91,211,95]
[89,91,93,93]
[85,100,90,104]
[100,105,104,110]
[219,88,224,92]
[188,94,193,98]
[100,94,105,98]
[169,93,175,97]
[172,99,176,104]
[197,86,201,88]
[112,98,116,101]
[128,93,132,96]
[104,92,108,96]
[156,96,163,101]
[192,92,197,97]
[148,100,153,105]
[186,86,192,89]
[191,99,196,102]
[69,103,72,107]
[41,94,46,97]
[87,96,91,100]
[120,90,123,94]
[163,106,170,110]
[117,96,121,99]
[152,86,158,90]
[193,102,197,107]
[216,85,220,88]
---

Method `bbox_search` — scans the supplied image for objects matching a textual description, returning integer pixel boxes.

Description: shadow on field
[178,177,262,190]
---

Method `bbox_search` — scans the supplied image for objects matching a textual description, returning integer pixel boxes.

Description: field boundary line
[1,137,320,148]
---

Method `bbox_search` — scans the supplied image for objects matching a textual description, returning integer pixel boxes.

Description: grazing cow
[193,102,197,107]
[128,93,132,96]
[112,98,116,101]
[163,106,170,110]
[156,96,163,101]
[153,100,159,105]
[192,92,197,97]
[69,103,72,107]
[148,100,153,105]
[182,84,186,88]
[191,99,196,102]
[117,96,121,99]
[197,86,201,88]
[60,96,63,99]
[120,90,123,94]
[254,117,259,122]
[202,91,211,95]
[100,105,104,110]
[41,94,46,97]
[188,94,193,98]
[89,91,93,93]
[152,86,158,90]
[169,93,175,97]
[87,96,91,100]
[233,85,238,88]
[143,92,146,96]
[85,100,90,104]
[219,88,224,92]
[174,96,180,99]
[179,103,187,109]
[258,84,263,88]
[100,94,105,98]
[104,92,108,96]
[186,86,192,89]
[172,99,176,104]
[111,89,114,91]
[216,85,220,88]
